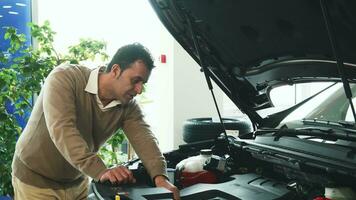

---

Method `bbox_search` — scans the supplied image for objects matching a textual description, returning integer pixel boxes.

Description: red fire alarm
[159,54,166,63]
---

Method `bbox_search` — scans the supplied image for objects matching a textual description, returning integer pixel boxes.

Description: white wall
[145,35,225,150]
[140,26,175,152]
[35,0,165,62]
[138,34,226,150]
[172,41,224,148]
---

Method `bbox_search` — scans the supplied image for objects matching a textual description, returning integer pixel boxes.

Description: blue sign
[0,0,32,53]
[1,0,32,128]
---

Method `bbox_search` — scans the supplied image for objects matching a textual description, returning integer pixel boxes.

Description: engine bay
[89,132,356,200]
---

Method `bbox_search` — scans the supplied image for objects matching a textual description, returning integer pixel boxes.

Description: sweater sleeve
[122,101,167,180]
[42,68,107,181]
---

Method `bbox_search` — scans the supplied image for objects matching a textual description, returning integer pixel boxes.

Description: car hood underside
[149,0,356,126]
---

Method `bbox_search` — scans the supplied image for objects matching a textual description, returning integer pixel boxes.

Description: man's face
[110,60,150,104]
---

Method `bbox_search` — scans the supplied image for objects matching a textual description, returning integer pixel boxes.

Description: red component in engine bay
[313,197,332,200]
[180,170,218,188]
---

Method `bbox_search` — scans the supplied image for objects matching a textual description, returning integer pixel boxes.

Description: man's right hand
[99,166,136,184]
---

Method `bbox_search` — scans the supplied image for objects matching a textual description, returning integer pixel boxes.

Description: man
[11,43,180,199]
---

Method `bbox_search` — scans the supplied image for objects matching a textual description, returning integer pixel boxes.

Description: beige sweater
[12,64,167,189]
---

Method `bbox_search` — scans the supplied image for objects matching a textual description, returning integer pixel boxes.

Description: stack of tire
[183,117,253,143]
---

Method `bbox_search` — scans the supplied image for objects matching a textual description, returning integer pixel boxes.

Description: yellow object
[115,195,121,200]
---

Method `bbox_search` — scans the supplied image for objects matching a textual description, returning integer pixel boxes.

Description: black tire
[183,117,252,143]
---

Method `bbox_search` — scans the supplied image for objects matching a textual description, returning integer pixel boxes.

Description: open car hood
[149,0,356,127]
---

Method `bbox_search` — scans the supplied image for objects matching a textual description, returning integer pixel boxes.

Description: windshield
[277,83,356,124]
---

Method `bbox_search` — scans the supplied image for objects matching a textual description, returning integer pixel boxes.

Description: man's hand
[154,175,180,200]
[99,166,136,185]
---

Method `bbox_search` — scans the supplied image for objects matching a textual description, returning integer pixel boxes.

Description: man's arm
[42,68,107,180]
[154,175,180,200]
[119,101,180,199]
[121,101,167,180]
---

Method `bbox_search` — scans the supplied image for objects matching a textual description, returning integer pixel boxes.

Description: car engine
[89,133,356,200]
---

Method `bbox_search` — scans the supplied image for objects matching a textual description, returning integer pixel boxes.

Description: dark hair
[106,43,155,72]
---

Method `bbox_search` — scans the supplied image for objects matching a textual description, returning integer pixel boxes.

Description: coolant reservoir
[325,187,356,200]
[176,149,217,187]
[176,149,212,173]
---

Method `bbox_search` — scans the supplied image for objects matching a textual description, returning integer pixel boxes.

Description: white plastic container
[325,187,356,200]
[176,149,212,173]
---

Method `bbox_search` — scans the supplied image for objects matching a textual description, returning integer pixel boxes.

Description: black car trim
[238,137,356,174]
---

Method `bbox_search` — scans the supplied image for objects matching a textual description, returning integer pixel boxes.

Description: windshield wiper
[337,120,355,128]
[303,119,356,129]
[255,127,356,142]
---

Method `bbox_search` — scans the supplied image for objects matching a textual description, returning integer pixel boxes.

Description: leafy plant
[98,129,127,167]
[0,21,127,196]
[65,38,109,63]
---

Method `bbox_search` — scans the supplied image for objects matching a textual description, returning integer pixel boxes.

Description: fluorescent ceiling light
[8,11,19,15]
[16,3,27,7]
